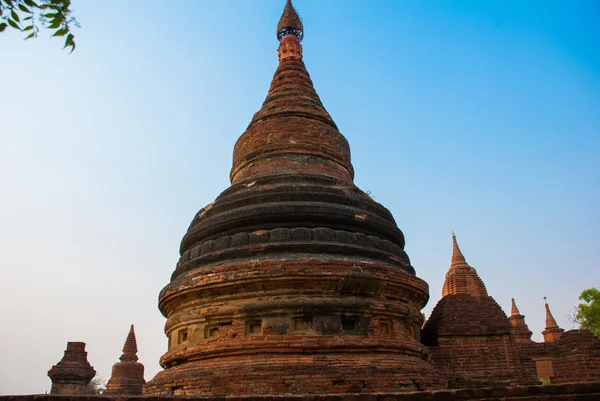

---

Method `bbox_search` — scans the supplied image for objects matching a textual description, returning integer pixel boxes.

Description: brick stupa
[105,325,146,395]
[509,298,534,343]
[144,0,445,395]
[421,234,537,388]
[48,342,96,395]
[542,298,564,343]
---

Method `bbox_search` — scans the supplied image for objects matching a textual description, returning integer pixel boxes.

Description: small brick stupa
[48,342,96,395]
[542,298,564,343]
[105,325,145,395]
[509,298,534,343]
[421,234,537,388]
[144,0,445,395]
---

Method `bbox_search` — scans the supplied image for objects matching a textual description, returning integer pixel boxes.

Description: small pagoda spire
[544,297,559,329]
[511,298,520,316]
[105,325,145,395]
[442,233,488,297]
[508,298,533,342]
[120,324,139,362]
[277,0,303,42]
[451,232,468,267]
[542,297,564,342]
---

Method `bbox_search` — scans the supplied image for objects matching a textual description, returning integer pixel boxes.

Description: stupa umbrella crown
[277,0,303,41]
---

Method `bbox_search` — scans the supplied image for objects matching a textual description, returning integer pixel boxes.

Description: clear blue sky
[1,0,598,394]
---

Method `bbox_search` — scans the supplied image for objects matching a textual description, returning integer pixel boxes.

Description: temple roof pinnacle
[277,0,303,42]
[544,297,560,330]
[511,298,521,316]
[442,233,488,297]
[451,232,468,267]
[542,297,564,342]
[508,298,533,342]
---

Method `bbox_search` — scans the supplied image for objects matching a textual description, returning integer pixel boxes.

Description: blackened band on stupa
[143,0,445,395]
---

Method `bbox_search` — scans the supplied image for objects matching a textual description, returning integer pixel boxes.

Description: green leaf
[8,18,20,30]
[0,23,7,32]
[43,13,58,18]
[23,0,39,7]
[48,20,61,29]
[65,36,76,53]
[65,32,74,46]
[52,27,68,37]
[18,4,31,13]
[11,10,20,22]
[23,16,33,20]
[23,25,34,31]
[24,32,35,40]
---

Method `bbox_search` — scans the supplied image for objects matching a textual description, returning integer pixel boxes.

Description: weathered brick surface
[2,382,600,401]
[421,236,538,389]
[551,330,600,383]
[422,295,537,388]
[47,342,95,395]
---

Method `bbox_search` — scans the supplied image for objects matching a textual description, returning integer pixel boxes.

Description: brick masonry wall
[2,382,600,401]
[427,334,531,388]
[551,330,600,384]
[422,295,538,388]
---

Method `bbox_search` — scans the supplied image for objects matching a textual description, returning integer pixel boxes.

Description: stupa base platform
[143,353,446,396]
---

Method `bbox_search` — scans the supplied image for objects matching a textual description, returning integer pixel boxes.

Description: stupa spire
[542,297,564,342]
[508,298,533,342]
[544,297,559,329]
[511,298,520,316]
[442,233,488,297]
[120,324,139,362]
[230,0,354,185]
[277,0,303,42]
[451,232,468,267]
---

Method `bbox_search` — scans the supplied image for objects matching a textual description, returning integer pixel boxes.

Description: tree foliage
[0,0,77,51]
[574,287,600,338]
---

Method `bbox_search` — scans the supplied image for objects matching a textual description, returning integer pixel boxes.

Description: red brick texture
[422,295,538,388]
[47,342,95,395]
[551,330,600,384]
